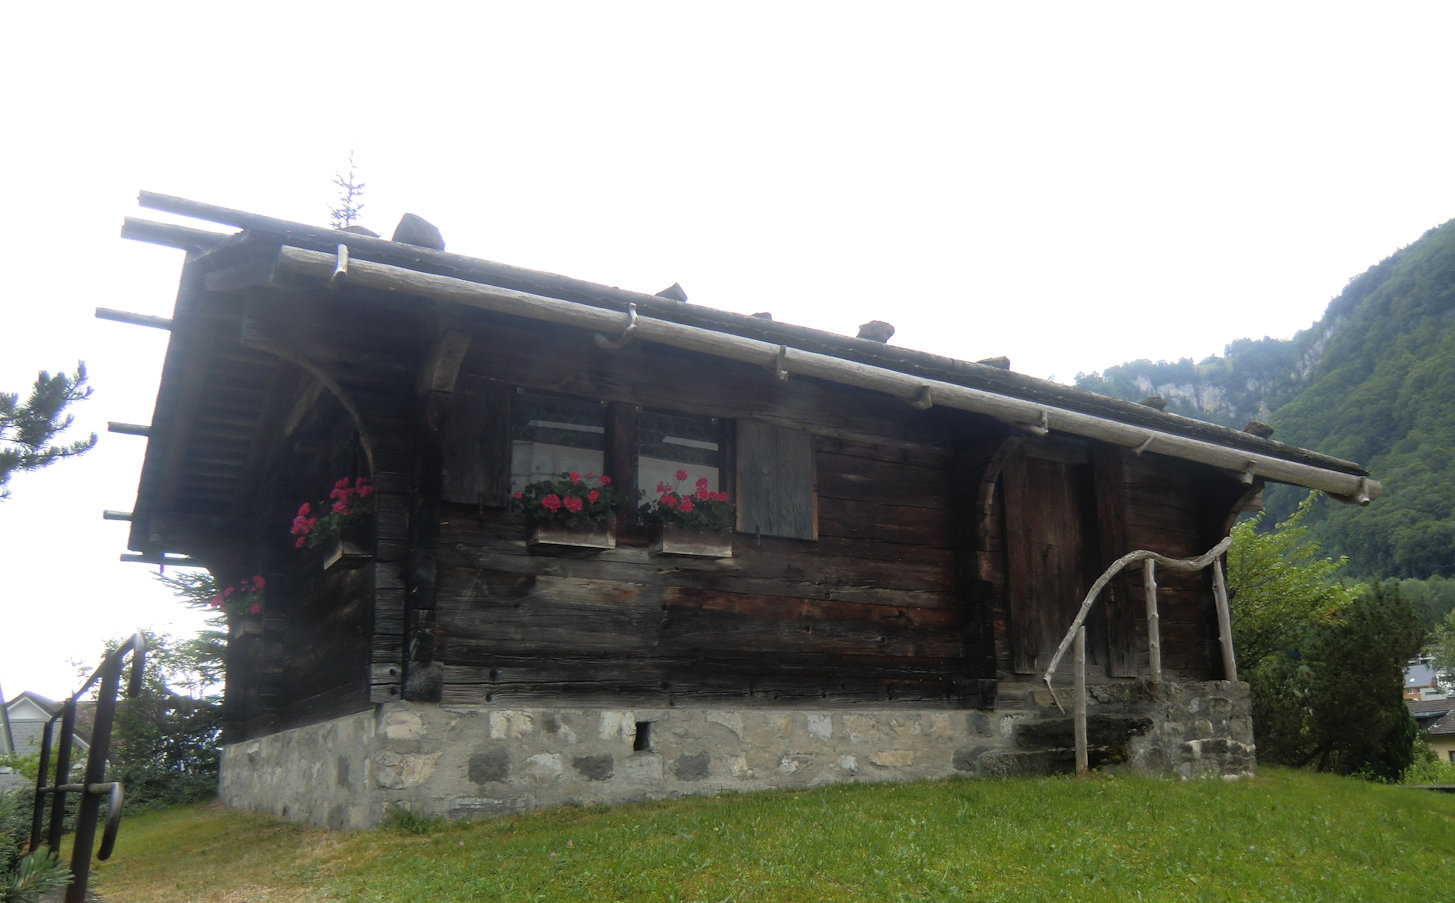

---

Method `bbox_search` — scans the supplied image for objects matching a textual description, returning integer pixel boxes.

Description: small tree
[0,363,96,499]
[1230,499,1424,778]
[329,151,366,230]
[1228,493,1363,673]
[92,629,223,810]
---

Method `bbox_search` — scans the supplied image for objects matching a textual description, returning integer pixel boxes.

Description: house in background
[113,193,1381,829]
[1,691,92,758]
[1404,657,1450,701]
[1,691,92,792]
[1408,698,1455,763]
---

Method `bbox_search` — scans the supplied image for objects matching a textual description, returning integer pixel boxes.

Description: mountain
[1075,217,1455,578]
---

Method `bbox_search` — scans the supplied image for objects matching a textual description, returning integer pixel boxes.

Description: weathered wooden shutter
[440,375,511,506]
[736,421,816,540]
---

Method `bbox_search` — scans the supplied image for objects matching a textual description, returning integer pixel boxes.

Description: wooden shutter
[736,421,816,540]
[440,376,511,506]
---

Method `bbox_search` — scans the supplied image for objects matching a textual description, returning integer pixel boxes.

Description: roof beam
[273,244,1380,505]
[95,308,173,330]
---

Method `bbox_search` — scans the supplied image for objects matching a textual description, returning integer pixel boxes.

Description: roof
[1406,662,1441,689]
[117,192,1380,564]
[3,691,93,755]
[1408,698,1455,737]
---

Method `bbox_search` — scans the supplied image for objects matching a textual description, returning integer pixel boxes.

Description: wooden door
[1002,442,1104,675]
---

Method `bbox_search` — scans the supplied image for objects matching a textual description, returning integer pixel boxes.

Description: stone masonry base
[219,680,1255,830]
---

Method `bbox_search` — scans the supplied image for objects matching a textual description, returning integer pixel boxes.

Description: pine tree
[0,363,96,500]
[329,151,366,230]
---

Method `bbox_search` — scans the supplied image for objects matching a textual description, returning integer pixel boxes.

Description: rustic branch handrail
[1042,535,1234,712]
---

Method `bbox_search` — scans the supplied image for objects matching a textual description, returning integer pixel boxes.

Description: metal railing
[1041,537,1236,775]
[29,633,146,903]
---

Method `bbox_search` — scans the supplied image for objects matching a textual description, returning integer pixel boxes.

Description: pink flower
[297,503,311,516]
[335,478,351,489]
[569,471,581,483]
[248,602,262,615]
[588,490,600,503]
[599,475,612,486]
[563,496,583,514]
[357,482,375,498]
[209,596,222,609]
[541,494,562,513]
[679,498,694,513]
[675,469,688,481]
[295,536,306,548]
[661,494,678,509]
[513,491,523,499]
[696,477,709,490]
[656,481,666,493]
[252,576,265,590]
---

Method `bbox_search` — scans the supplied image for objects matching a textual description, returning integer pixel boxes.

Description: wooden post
[1074,626,1088,777]
[1143,558,1161,682]
[1211,559,1238,682]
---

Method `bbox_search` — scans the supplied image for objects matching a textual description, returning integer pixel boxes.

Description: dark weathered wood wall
[218,283,1247,738]
[426,317,996,706]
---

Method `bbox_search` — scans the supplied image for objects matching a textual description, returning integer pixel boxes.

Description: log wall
[427,314,998,704]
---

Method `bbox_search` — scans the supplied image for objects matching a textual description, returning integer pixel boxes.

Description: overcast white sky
[3,3,1453,703]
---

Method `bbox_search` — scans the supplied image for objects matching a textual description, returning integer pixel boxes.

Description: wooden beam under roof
[95,308,173,330]
[119,217,231,252]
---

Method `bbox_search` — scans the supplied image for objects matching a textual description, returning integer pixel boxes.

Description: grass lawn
[89,767,1455,902]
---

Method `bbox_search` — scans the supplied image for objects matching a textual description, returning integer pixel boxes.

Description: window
[637,411,723,500]
[510,393,606,490]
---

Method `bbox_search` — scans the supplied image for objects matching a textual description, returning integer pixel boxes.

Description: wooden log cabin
[116,193,1378,828]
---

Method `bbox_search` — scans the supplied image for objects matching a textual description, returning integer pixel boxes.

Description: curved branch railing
[1041,536,1236,774]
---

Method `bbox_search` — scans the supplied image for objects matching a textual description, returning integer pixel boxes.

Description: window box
[228,617,262,639]
[323,526,373,570]
[528,520,616,552]
[649,523,733,558]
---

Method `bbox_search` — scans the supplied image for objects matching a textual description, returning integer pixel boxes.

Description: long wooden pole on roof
[272,244,1380,506]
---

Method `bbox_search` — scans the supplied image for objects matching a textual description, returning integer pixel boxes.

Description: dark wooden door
[1002,443,1103,675]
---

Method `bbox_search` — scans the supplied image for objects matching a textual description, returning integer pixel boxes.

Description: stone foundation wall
[219,680,1255,829]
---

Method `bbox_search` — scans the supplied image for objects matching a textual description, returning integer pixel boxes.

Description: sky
[3,2,1454,703]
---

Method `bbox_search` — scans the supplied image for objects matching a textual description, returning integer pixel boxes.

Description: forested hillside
[1075,217,1455,578]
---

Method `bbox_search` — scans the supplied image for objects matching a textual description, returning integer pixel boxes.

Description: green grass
[90,768,1455,902]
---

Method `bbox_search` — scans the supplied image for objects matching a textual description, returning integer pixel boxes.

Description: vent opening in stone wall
[632,721,652,753]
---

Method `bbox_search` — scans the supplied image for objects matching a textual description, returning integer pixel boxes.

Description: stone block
[869,749,914,768]
[381,708,426,741]
[374,751,439,789]
[951,746,983,773]
[489,711,534,739]
[469,749,509,785]
[524,753,563,784]
[707,711,744,739]
[806,713,833,741]
[599,711,636,742]
[778,753,813,774]
[672,751,711,781]
[623,753,662,784]
[572,755,614,781]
